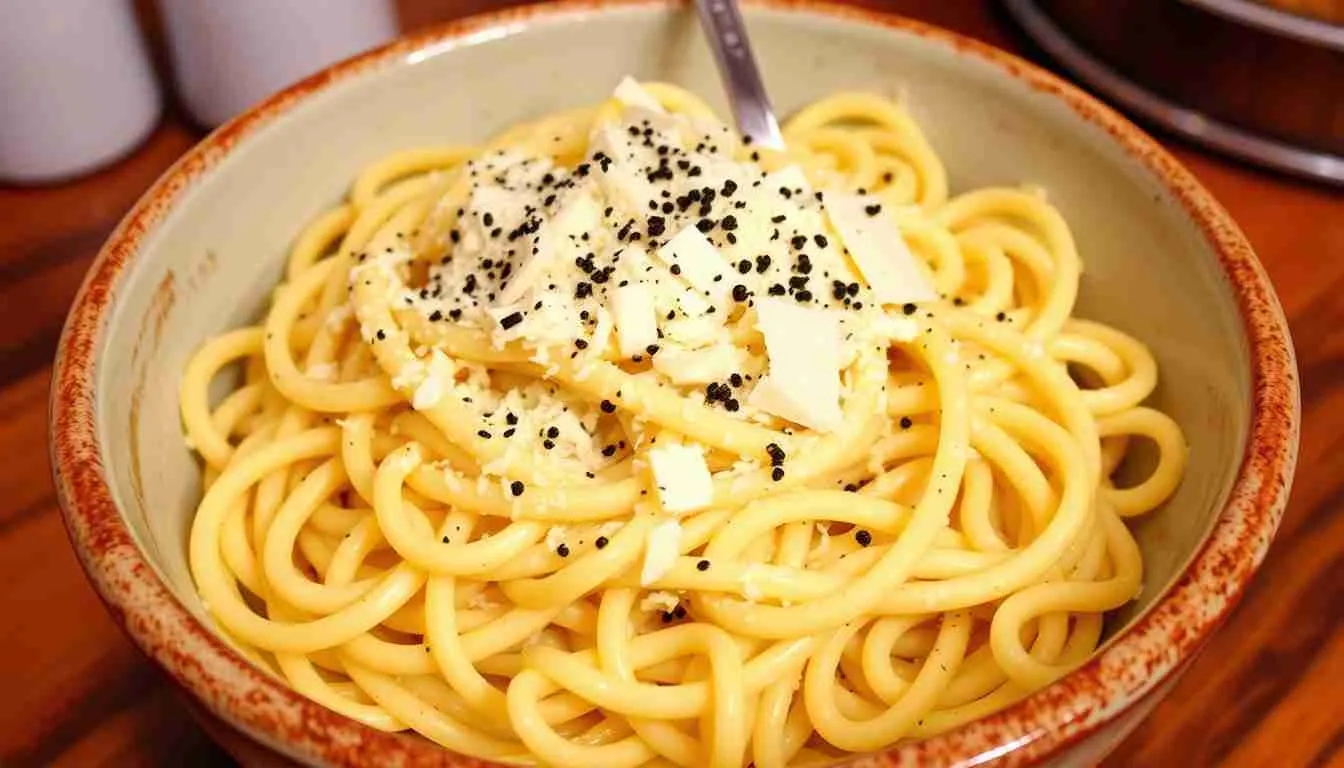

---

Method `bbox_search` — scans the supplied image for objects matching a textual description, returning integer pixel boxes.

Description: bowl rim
[49,0,1300,765]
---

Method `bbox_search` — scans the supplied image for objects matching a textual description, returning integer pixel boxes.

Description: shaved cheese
[648,443,714,514]
[748,297,843,432]
[589,122,658,216]
[640,591,681,613]
[613,76,664,113]
[872,314,921,342]
[657,226,731,305]
[412,349,455,410]
[498,188,602,306]
[826,193,937,305]
[611,283,658,356]
[641,518,682,585]
[545,526,568,552]
[652,343,744,385]
[763,165,812,196]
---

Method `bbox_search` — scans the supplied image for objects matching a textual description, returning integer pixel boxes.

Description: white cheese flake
[651,343,744,385]
[763,165,812,197]
[640,591,681,613]
[412,349,454,410]
[545,526,568,553]
[611,283,659,357]
[613,76,664,113]
[647,443,715,514]
[748,297,844,432]
[657,226,731,305]
[640,518,682,586]
[826,192,937,305]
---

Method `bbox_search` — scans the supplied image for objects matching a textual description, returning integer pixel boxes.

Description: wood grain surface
[3,1,1341,766]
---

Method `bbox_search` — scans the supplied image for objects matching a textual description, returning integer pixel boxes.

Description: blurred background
[1,1,1340,767]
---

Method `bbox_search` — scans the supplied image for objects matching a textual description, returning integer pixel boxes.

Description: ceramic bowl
[50,1,1299,765]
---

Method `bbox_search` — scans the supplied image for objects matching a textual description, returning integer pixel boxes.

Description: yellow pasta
[182,83,1187,767]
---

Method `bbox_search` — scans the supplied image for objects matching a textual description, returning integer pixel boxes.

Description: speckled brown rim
[49,1,1299,766]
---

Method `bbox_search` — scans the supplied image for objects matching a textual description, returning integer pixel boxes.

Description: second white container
[160,0,399,127]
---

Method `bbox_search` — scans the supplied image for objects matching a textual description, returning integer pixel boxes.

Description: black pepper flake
[442,536,450,543]
[768,284,787,296]
[510,480,525,496]
[477,429,492,439]
[856,530,873,546]
[771,466,785,481]
[646,344,660,355]
[602,444,617,457]
[662,201,674,214]
[900,416,913,429]
[732,284,749,302]
[844,483,859,492]
[697,559,710,571]
[482,212,494,227]
[575,338,589,349]
[695,218,715,234]
[720,215,738,231]
[756,254,771,273]
[600,399,616,413]
[375,329,386,341]
[670,264,682,276]
[543,439,555,450]
[647,216,666,237]
[429,309,444,321]
[996,311,1007,322]
[499,311,524,330]
[556,543,570,557]
[864,203,882,216]
[595,536,609,549]
[721,179,738,197]
[766,443,786,466]
[546,426,560,439]
[729,373,743,387]
[790,234,808,250]
[902,303,917,316]
[814,234,828,248]
[449,308,463,320]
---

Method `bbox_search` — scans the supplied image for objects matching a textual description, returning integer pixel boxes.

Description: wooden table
[3,1,1340,766]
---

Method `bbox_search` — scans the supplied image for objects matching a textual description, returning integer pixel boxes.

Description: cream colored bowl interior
[96,4,1248,654]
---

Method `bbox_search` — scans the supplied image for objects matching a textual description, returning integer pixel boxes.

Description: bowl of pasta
[50,1,1298,767]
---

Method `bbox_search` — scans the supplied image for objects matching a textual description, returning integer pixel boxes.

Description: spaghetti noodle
[182,81,1187,767]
